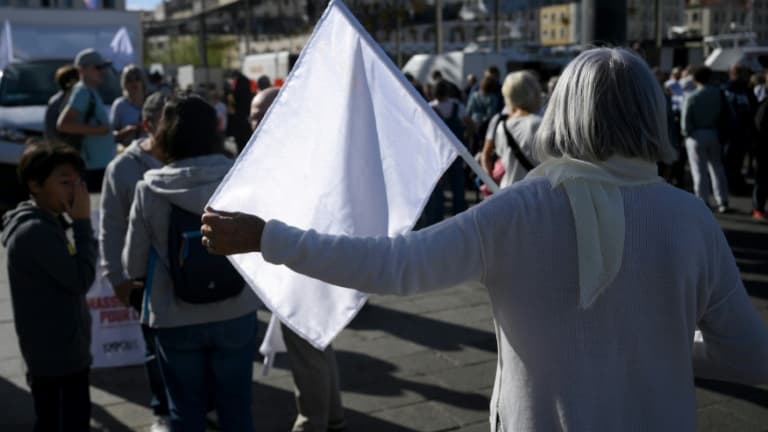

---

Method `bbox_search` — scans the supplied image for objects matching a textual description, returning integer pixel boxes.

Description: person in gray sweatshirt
[1,143,95,431]
[122,96,259,430]
[98,91,169,431]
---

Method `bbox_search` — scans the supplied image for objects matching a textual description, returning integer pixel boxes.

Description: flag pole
[455,139,500,194]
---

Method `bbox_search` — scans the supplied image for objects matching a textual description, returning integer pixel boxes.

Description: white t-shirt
[493,114,542,188]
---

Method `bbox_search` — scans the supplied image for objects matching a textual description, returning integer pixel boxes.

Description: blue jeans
[154,312,258,432]
[141,324,170,417]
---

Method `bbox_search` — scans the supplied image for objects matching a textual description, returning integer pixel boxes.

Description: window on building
[692,12,699,23]
[103,0,115,8]
[560,28,565,39]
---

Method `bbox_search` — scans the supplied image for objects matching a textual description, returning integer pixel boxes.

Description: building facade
[626,0,685,41]
[0,0,124,9]
[539,2,579,46]
[684,0,768,42]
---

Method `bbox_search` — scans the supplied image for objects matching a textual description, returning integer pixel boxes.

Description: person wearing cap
[99,92,170,431]
[57,48,116,191]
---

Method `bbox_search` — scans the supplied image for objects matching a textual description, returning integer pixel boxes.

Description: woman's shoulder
[111,96,129,109]
[481,177,562,212]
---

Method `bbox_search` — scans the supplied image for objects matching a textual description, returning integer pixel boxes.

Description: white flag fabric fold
[208,0,488,350]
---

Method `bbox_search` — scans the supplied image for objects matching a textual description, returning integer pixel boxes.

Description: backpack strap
[141,247,158,315]
[498,114,535,171]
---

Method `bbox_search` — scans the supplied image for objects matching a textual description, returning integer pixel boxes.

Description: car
[0,59,120,215]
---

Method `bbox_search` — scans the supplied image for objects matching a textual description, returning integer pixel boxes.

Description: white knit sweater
[261,177,768,431]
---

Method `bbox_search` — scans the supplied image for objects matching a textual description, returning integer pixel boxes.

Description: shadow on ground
[348,303,496,354]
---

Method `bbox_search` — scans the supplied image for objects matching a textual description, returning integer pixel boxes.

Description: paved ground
[0,191,766,431]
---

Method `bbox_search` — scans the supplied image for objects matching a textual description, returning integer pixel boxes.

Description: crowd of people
[2,47,344,432]
[408,56,768,224]
[1,43,768,432]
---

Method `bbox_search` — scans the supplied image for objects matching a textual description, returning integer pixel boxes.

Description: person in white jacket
[200,48,768,432]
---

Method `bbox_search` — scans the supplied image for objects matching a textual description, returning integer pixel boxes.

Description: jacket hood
[143,153,234,214]
[1,201,57,247]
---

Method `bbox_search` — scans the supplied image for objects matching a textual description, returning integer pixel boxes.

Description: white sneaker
[150,416,170,432]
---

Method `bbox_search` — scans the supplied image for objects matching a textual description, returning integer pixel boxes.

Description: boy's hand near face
[66,181,90,221]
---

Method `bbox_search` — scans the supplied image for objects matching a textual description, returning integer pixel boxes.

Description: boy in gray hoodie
[1,142,95,431]
[99,92,169,430]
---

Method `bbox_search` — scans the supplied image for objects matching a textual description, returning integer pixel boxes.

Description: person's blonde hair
[120,64,146,93]
[501,71,542,114]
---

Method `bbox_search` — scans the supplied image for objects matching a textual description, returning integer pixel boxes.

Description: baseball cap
[74,49,112,67]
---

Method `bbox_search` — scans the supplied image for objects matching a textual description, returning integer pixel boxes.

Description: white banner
[87,211,145,368]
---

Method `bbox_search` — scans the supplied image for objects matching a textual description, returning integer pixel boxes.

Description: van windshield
[0,60,121,107]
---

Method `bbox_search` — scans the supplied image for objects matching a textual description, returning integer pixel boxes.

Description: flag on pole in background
[109,27,135,71]
[0,20,14,70]
[208,0,486,352]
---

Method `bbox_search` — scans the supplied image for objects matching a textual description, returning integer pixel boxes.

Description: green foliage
[145,35,235,67]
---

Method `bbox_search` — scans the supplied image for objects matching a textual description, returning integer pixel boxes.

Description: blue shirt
[110,96,145,145]
[66,82,115,170]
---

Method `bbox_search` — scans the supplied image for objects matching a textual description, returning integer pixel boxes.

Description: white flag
[208,0,489,349]
[0,20,14,70]
[109,27,134,71]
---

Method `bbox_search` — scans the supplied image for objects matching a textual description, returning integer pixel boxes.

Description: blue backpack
[167,204,245,304]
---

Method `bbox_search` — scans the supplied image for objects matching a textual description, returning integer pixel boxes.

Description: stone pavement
[0,193,766,431]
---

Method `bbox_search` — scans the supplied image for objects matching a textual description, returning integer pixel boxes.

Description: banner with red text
[87,211,145,368]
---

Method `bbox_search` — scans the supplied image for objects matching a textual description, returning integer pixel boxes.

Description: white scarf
[526,156,662,308]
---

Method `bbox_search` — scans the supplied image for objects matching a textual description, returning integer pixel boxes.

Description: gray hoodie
[1,202,96,376]
[122,154,258,328]
[100,138,162,288]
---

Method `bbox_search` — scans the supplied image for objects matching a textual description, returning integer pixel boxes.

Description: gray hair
[535,48,675,163]
[141,92,168,123]
[501,71,542,114]
[120,64,146,91]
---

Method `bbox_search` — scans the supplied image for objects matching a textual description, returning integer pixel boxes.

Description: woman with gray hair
[110,64,147,148]
[201,48,768,431]
[481,71,543,188]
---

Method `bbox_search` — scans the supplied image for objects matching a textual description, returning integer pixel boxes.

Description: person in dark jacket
[753,98,768,220]
[44,65,79,143]
[228,71,255,153]
[1,142,95,432]
[722,63,759,195]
